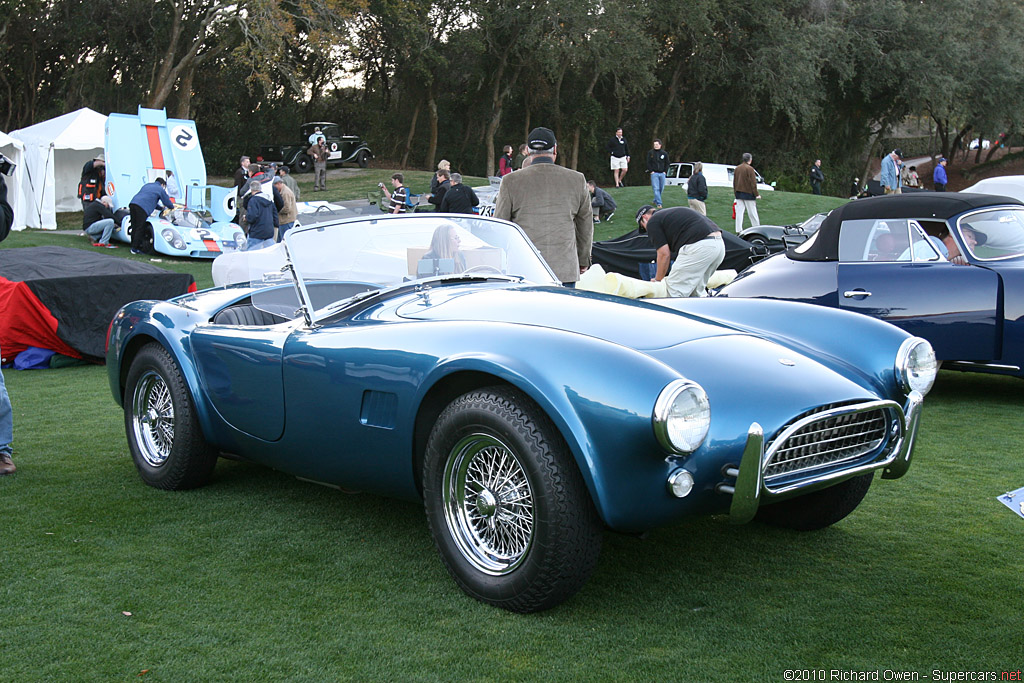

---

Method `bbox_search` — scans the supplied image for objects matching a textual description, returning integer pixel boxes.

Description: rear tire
[756,473,874,531]
[124,343,217,490]
[423,386,602,613]
[294,154,313,174]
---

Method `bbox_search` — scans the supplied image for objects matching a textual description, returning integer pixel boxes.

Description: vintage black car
[258,122,373,173]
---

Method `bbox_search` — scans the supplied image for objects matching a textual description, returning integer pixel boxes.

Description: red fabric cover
[0,276,82,362]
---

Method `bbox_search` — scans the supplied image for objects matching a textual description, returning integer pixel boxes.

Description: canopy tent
[10,108,107,230]
[0,130,29,231]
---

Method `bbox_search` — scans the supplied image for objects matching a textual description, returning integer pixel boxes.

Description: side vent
[360,390,398,429]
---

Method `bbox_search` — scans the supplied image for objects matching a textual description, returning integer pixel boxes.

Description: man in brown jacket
[733,152,761,232]
[273,177,298,242]
[495,127,592,285]
[309,136,328,191]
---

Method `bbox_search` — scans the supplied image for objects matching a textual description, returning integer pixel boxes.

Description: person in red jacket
[498,145,514,176]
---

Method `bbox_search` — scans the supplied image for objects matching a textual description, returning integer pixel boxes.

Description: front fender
[654,297,913,397]
[413,323,685,531]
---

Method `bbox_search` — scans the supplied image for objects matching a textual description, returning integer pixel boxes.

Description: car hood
[396,284,740,351]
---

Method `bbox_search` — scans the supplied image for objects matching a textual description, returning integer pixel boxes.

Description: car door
[190,324,289,441]
[837,218,1000,360]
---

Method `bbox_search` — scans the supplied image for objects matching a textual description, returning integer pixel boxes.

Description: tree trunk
[173,65,196,119]
[569,127,581,170]
[484,61,522,177]
[426,86,438,170]
[652,60,684,146]
[861,125,888,190]
[974,132,984,164]
[401,99,421,170]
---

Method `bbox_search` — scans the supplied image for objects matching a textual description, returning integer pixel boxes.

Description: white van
[665,162,774,193]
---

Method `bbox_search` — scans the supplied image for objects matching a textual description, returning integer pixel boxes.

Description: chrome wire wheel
[442,433,535,575]
[131,369,175,468]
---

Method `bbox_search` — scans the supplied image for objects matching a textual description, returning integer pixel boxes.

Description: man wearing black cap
[635,205,724,298]
[933,157,948,192]
[495,127,592,285]
[880,149,903,195]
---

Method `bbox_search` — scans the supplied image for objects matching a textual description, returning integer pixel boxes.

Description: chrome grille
[765,404,890,479]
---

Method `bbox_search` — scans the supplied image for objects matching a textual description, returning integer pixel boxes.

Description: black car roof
[791,193,1024,261]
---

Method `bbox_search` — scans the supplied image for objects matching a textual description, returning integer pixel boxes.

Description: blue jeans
[651,172,666,206]
[245,237,276,251]
[277,222,295,242]
[85,218,116,244]
[0,348,13,456]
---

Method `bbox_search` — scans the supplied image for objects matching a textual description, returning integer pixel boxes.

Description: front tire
[124,343,217,490]
[357,150,370,168]
[423,386,602,613]
[756,472,874,531]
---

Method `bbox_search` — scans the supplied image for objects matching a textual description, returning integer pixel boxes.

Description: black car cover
[592,228,758,278]
[0,246,196,362]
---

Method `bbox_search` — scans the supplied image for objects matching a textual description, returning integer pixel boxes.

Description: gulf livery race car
[105,107,243,258]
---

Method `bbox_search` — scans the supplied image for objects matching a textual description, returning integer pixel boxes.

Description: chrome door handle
[843,290,872,298]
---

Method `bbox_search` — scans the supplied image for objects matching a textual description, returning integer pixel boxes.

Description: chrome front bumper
[722,391,924,524]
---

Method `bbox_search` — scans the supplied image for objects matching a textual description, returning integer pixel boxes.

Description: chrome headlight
[896,337,937,396]
[160,228,187,251]
[653,379,710,454]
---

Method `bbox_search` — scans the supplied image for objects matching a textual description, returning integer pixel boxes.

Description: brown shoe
[0,453,15,475]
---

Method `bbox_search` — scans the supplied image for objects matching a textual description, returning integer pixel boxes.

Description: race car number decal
[190,227,214,241]
[222,194,236,217]
[171,125,199,151]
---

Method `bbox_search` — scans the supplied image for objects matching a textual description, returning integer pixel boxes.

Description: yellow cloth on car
[577,264,737,298]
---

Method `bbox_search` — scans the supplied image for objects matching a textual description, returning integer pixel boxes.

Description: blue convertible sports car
[719,193,1024,379]
[107,213,936,612]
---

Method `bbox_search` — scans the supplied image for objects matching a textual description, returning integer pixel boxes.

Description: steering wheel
[462,264,504,275]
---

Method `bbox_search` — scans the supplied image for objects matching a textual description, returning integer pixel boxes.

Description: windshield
[957,208,1024,260]
[216,214,558,324]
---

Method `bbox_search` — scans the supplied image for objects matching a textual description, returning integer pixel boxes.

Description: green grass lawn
[1,177,1020,679]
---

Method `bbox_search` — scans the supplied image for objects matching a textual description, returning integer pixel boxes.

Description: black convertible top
[791,193,1024,262]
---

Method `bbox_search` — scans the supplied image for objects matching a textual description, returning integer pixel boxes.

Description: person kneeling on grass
[83,195,118,248]
[588,180,616,223]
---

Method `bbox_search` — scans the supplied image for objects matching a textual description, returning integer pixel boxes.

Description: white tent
[10,108,107,230]
[0,130,30,231]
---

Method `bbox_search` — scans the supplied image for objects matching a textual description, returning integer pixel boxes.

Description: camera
[0,153,14,176]
[378,182,385,188]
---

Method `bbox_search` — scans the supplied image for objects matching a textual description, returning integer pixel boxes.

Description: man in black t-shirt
[636,205,725,297]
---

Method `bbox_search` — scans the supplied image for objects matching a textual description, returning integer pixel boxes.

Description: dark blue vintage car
[720,193,1024,379]
[107,213,936,612]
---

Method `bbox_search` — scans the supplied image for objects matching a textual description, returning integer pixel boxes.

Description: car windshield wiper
[427,274,525,285]
[322,287,385,314]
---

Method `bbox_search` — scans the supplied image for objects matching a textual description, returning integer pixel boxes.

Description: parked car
[739,212,828,252]
[108,212,935,612]
[960,175,1024,202]
[665,162,774,194]
[719,193,1024,379]
[257,122,373,173]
